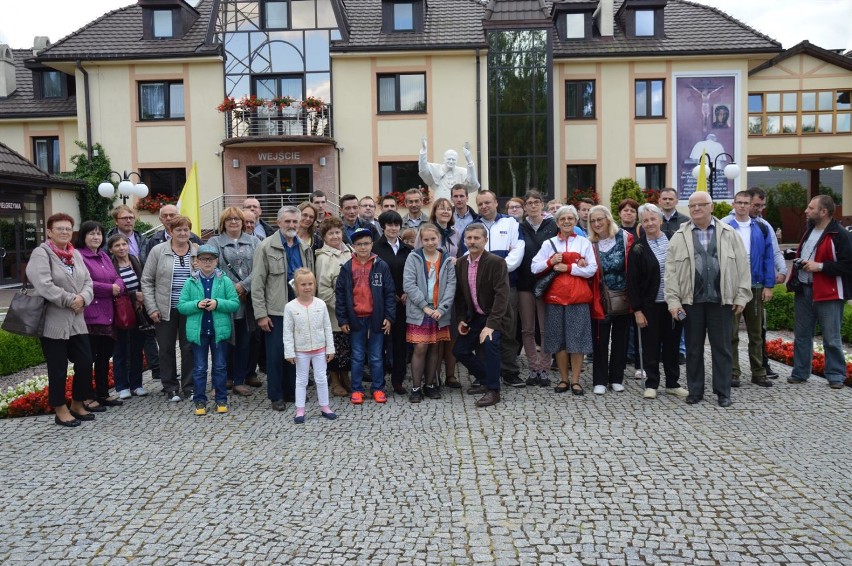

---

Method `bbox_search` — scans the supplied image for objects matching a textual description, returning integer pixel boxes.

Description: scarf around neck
[48,240,75,267]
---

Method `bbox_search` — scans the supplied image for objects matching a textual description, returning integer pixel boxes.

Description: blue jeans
[264,315,296,402]
[793,286,846,384]
[192,334,229,404]
[114,327,145,392]
[453,313,502,391]
[349,317,385,393]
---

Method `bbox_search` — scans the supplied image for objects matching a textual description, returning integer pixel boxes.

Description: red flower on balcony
[136,193,178,213]
[567,188,599,206]
[301,96,326,111]
[217,96,238,113]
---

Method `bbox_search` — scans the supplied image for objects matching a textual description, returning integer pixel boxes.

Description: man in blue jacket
[724,191,775,388]
[336,228,396,405]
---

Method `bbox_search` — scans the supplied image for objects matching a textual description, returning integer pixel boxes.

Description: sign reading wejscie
[257,152,301,161]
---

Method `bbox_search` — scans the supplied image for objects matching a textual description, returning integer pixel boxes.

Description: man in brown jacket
[453,223,511,407]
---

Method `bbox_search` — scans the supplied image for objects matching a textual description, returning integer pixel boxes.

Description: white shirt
[734,217,752,257]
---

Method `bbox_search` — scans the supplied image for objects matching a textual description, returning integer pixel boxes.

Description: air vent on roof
[0,45,15,97]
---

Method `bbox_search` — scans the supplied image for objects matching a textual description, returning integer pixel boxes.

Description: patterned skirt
[407,317,450,345]
[328,331,351,370]
[543,303,593,355]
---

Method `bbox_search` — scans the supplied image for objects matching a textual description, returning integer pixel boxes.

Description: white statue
[418,138,480,201]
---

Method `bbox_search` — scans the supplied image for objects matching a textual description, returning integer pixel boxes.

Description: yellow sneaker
[194,402,207,416]
[215,402,229,414]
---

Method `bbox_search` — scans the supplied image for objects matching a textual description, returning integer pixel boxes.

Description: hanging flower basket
[301,96,326,111]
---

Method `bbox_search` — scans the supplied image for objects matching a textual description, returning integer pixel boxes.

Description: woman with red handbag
[109,233,148,399]
[530,205,598,396]
[76,221,125,411]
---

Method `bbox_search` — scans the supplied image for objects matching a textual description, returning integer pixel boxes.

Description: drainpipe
[76,60,93,160]
[475,48,482,183]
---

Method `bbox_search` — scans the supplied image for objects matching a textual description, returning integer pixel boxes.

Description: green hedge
[0,330,44,376]
[765,284,852,343]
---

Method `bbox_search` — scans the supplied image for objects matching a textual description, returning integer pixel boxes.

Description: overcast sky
[0,0,850,52]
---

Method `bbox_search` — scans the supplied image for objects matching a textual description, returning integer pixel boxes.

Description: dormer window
[635,10,654,36]
[565,13,586,39]
[382,0,423,33]
[619,0,666,38]
[153,10,175,38]
[35,70,73,99]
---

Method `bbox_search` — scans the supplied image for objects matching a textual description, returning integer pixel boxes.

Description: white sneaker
[133,387,148,397]
[643,388,657,399]
[169,392,182,402]
[117,389,132,400]
[610,383,625,393]
[665,386,689,398]
[634,369,646,380]
[593,385,606,395]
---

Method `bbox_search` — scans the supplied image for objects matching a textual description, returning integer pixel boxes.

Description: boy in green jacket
[178,245,240,415]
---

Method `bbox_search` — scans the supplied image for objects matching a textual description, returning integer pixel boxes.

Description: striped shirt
[117,265,139,293]
[646,235,669,303]
[170,252,193,309]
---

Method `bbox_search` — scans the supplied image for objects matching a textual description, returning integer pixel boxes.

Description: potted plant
[270,95,295,109]
[217,96,237,113]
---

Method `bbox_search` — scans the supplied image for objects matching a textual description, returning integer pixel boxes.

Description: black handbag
[2,275,46,337]
[533,240,559,299]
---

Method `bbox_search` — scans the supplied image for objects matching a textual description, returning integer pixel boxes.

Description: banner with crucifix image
[673,74,738,201]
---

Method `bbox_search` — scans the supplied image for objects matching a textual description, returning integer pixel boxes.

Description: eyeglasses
[590,218,607,224]
[225,217,242,222]
[688,203,711,209]
[51,226,73,233]
[353,241,372,247]
[117,216,135,221]
[525,200,542,206]
[198,256,217,262]
[751,203,766,210]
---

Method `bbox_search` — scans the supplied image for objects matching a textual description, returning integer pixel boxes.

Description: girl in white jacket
[284,268,336,423]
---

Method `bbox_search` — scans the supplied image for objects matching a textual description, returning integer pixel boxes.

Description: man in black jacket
[143,204,203,261]
[373,210,412,394]
[659,187,688,239]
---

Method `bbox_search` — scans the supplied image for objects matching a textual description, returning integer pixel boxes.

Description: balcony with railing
[223,104,333,142]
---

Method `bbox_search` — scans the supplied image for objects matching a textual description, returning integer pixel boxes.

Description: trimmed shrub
[713,201,732,219]
[0,330,44,376]
[609,177,644,219]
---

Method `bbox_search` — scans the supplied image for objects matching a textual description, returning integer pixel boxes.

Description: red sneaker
[372,390,387,403]
[350,391,364,405]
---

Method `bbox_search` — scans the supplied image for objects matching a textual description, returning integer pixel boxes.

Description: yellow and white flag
[177,161,200,232]
[695,150,708,193]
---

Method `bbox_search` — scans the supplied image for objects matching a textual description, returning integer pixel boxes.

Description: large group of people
[27,184,851,428]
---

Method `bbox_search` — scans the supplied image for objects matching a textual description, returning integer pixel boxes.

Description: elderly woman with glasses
[208,207,259,396]
[587,205,634,395]
[26,213,95,427]
[141,215,199,401]
[531,205,597,396]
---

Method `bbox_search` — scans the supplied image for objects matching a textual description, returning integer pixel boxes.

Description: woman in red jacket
[530,205,598,395]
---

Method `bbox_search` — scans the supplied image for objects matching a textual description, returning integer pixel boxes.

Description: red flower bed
[765,338,852,386]
[5,366,115,419]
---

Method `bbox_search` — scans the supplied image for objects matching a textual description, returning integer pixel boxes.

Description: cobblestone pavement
[1,332,850,565]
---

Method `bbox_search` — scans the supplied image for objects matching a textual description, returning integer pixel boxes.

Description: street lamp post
[691,153,741,200]
[98,170,149,204]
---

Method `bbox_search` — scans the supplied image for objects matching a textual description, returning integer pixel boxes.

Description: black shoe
[685,395,703,405]
[502,375,525,388]
[409,388,423,403]
[718,396,732,408]
[423,385,442,399]
[525,374,540,386]
[751,378,773,388]
[678,354,686,365]
[97,397,124,407]
[765,370,779,379]
[393,384,407,395]
[539,376,551,388]
[83,402,106,413]
[69,409,95,421]
[54,415,81,427]
[731,377,741,388]
[271,400,287,411]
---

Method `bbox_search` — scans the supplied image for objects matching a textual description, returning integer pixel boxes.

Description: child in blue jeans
[178,245,239,415]
[335,228,396,405]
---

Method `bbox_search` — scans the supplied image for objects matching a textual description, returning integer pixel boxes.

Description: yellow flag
[177,161,201,233]
[695,150,708,193]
